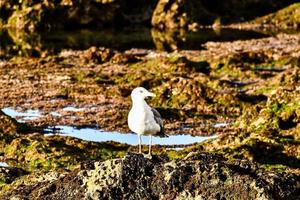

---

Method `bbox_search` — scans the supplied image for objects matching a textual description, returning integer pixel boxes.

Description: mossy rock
[7,4,48,32]
[152,0,296,29]
[0,166,27,186]
[3,134,129,171]
[0,111,31,136]
[81,46,115,64]
[151,0,215,29]
[251,3,300,28]
[4,0,157,30]
[196,84,300,170]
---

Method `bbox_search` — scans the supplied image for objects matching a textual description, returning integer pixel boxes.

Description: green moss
[7,5,44,32]
[194,85,300,171]
[251,3,300,28]
[261,164,287,171]
[168,148,190,160]
[72,73,85,83]
[2,135,129,172]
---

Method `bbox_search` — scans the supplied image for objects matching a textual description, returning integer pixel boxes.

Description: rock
[6,2,54,32]
[2,0,298,30]
[1,153,298,199]
[250,3,300,28]
[81,47,115,64]
[151,0,298,29]
[0,166,28,185]
[0,111,19,136]
[0,110,32,136]
[199,69,300,170]
[151,0,215,29]
[3,0,158,31]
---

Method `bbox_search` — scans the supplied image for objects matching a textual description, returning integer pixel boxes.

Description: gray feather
[151,108,166,136]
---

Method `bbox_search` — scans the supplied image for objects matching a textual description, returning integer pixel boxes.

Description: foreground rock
[1,153,298,199]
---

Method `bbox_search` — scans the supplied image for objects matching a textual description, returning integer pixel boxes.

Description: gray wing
[151,108,165,136]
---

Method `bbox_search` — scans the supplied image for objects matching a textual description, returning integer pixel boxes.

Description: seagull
[128,87,166,156]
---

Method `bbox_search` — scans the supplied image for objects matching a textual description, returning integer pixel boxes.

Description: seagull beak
[147,91,156,97]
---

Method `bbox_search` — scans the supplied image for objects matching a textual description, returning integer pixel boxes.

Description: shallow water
[62,106,85,112]
[0,162,9,167]
[2,107,41,122]
[213,122,229,128]
[44,125,217,146]
[2,107,220,146]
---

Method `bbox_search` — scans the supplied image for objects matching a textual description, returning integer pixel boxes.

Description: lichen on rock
[1,153,299,199]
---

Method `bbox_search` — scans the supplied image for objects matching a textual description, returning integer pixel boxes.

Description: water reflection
[0,27,271,58]
[151,28,268,51]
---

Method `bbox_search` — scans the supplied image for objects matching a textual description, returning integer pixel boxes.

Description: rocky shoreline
[0,33,299,133]
[0,32,299,198]
[0,2,299,199]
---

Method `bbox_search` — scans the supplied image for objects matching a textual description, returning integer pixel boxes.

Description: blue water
[2,107,41,122]
[44,125,217,145]
[0,162,9,167]
[2,107,220,146]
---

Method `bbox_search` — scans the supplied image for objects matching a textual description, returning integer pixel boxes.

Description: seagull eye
[140,90,143,93]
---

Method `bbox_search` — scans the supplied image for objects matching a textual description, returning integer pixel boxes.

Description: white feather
[128,87,161,136]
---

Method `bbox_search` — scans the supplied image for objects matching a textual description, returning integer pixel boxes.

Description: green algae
[251,3,300,28]
[0,109,130,172]
[0,29,299,178]
[167,68,299,171]
[3,135,129,171]
[0,111,32,152]
[191,86,300,170]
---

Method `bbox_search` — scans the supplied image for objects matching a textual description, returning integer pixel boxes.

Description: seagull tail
[157,131,168,138]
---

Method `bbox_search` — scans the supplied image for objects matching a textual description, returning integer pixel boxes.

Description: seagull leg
[148,135,152,156]
[138,134,142,153]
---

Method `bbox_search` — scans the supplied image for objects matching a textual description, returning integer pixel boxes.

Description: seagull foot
[143,153,152,159]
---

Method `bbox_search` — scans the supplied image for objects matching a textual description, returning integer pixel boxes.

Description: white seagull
[128,87,166,156]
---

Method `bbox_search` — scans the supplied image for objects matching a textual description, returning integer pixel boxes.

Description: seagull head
[131,87,156,101]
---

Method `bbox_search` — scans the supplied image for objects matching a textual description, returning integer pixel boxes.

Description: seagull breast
[128,100,161,135]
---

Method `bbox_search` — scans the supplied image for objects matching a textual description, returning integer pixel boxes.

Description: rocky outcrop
[151,0,298,29]
[2,0,298,31]
[1,153,299,199]
[250,3,300,28]
[2,0,158,31]
[0,110,32,142]
[151,0,215,29]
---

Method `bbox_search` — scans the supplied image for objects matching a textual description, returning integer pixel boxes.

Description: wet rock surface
[0,153,299,199]
[0,3,300,197]
[0,111,130,171]
[0,33,299,135]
